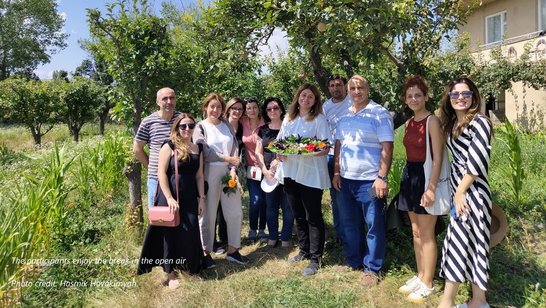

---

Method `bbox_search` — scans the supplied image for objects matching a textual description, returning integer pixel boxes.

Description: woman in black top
[255,97,294,248]
[137,113,205,288]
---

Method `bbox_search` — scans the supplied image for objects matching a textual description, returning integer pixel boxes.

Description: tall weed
[497,120,526,207]
[0,146,73,296]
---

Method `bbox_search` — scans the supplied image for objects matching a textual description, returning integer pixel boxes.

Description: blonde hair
[202,92,226,120]
[286,83,322,122]
[170,113,196,161]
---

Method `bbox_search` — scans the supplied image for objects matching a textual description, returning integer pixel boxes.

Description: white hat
[260,176,279,193]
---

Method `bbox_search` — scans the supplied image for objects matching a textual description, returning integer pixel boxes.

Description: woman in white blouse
[276,83,331,276]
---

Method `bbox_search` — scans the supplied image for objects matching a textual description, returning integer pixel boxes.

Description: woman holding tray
[275,83,331,276]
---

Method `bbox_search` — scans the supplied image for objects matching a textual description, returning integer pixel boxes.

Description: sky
[35,0,289,80]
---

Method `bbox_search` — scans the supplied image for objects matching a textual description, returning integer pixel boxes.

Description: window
[485,11,507,44]
[538,0,546,31]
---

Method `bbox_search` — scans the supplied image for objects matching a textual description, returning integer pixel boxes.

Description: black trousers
[283,178,325,262]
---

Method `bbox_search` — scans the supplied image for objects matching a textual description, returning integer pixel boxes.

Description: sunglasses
[448,91,473,99]
[266,106,280,112]
[178,123,196,130]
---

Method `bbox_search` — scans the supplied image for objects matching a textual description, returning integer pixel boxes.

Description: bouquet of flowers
[221,173,239,196]
[266,135,330,155]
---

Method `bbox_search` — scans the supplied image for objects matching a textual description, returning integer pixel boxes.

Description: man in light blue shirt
[332,75,394,287]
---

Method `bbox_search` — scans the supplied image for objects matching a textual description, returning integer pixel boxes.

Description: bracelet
[333,172,340,176]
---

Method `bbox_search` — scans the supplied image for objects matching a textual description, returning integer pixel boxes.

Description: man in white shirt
[322,74,352,244]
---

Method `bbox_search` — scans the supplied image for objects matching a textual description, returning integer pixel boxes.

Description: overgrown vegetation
[1,124,544,307]
[0,126,131,305]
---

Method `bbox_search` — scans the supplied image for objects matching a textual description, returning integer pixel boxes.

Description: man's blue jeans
[327,154,344,242]
[147,178,158,209]
[265,184,294,241]
[338,177,386,274]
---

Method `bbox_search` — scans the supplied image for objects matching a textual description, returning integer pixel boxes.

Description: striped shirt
[335,100,394,181]
[135,111,180,179]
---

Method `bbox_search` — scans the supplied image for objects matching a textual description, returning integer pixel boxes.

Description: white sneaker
[398,276,420,294]
[407,280,435,303]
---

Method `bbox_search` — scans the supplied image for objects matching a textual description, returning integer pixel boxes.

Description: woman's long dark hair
[439,77,491,139]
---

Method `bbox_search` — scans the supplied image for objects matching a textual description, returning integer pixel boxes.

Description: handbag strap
[152,148,180,206]
[174,149,179,202]
[425,115,432,162]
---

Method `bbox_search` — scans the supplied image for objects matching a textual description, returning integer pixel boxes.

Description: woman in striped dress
[438,78,493,308]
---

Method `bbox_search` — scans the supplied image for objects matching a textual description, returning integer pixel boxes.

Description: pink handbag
[149,148,180,227]
[148,206,180,227]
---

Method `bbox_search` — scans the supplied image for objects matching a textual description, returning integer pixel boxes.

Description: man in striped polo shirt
[133,87,180,208]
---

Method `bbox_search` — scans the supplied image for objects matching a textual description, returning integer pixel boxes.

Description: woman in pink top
[241,97,266,241]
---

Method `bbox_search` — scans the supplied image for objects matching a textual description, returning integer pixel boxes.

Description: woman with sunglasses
[437,78,493,308]
[193,93,249,267]
[137,113,205,288]
[241,97,267,241]
[255,97,294,248]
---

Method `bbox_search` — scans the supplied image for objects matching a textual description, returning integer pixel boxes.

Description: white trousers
[200,163,243,252]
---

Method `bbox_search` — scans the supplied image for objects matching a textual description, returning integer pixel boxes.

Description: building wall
[461,0,538,50]
[460,0,546,130]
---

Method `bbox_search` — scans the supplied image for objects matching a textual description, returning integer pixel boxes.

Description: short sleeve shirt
[135,111,180,179]
[335,100,394,181]
[257,124,280,168]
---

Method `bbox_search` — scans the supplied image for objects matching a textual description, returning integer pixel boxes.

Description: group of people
[132,73,494,308]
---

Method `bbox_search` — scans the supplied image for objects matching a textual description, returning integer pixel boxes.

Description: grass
[1,124,545,307]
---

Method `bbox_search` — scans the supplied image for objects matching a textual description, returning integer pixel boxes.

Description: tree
[0,0,67,80]
[199,0,477,126]
[52,70,69,83]
[73,58,115,135]
[0,78,61,145]
[60,77,106,142]
[162,2,265,114]
[87,0,172,224]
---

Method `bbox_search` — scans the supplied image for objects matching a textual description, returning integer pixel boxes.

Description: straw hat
[490,203,508,247]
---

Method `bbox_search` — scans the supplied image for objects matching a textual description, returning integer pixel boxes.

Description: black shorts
[397,161,429,215]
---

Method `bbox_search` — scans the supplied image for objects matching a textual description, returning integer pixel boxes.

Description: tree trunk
[127,96,145,225]
[98,103,112,135]
[125,160,143,225]
[30,126,41,145]
[72,129,79,142]
[304,30,329,95]
[340,50,355,78]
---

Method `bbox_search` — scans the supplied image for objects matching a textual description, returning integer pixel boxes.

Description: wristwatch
[377,174,388,182]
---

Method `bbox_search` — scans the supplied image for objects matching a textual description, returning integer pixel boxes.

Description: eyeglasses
[178,123,196,130]
[448,91,473,99]
[230,107,243,112]
[266,106,280,112]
